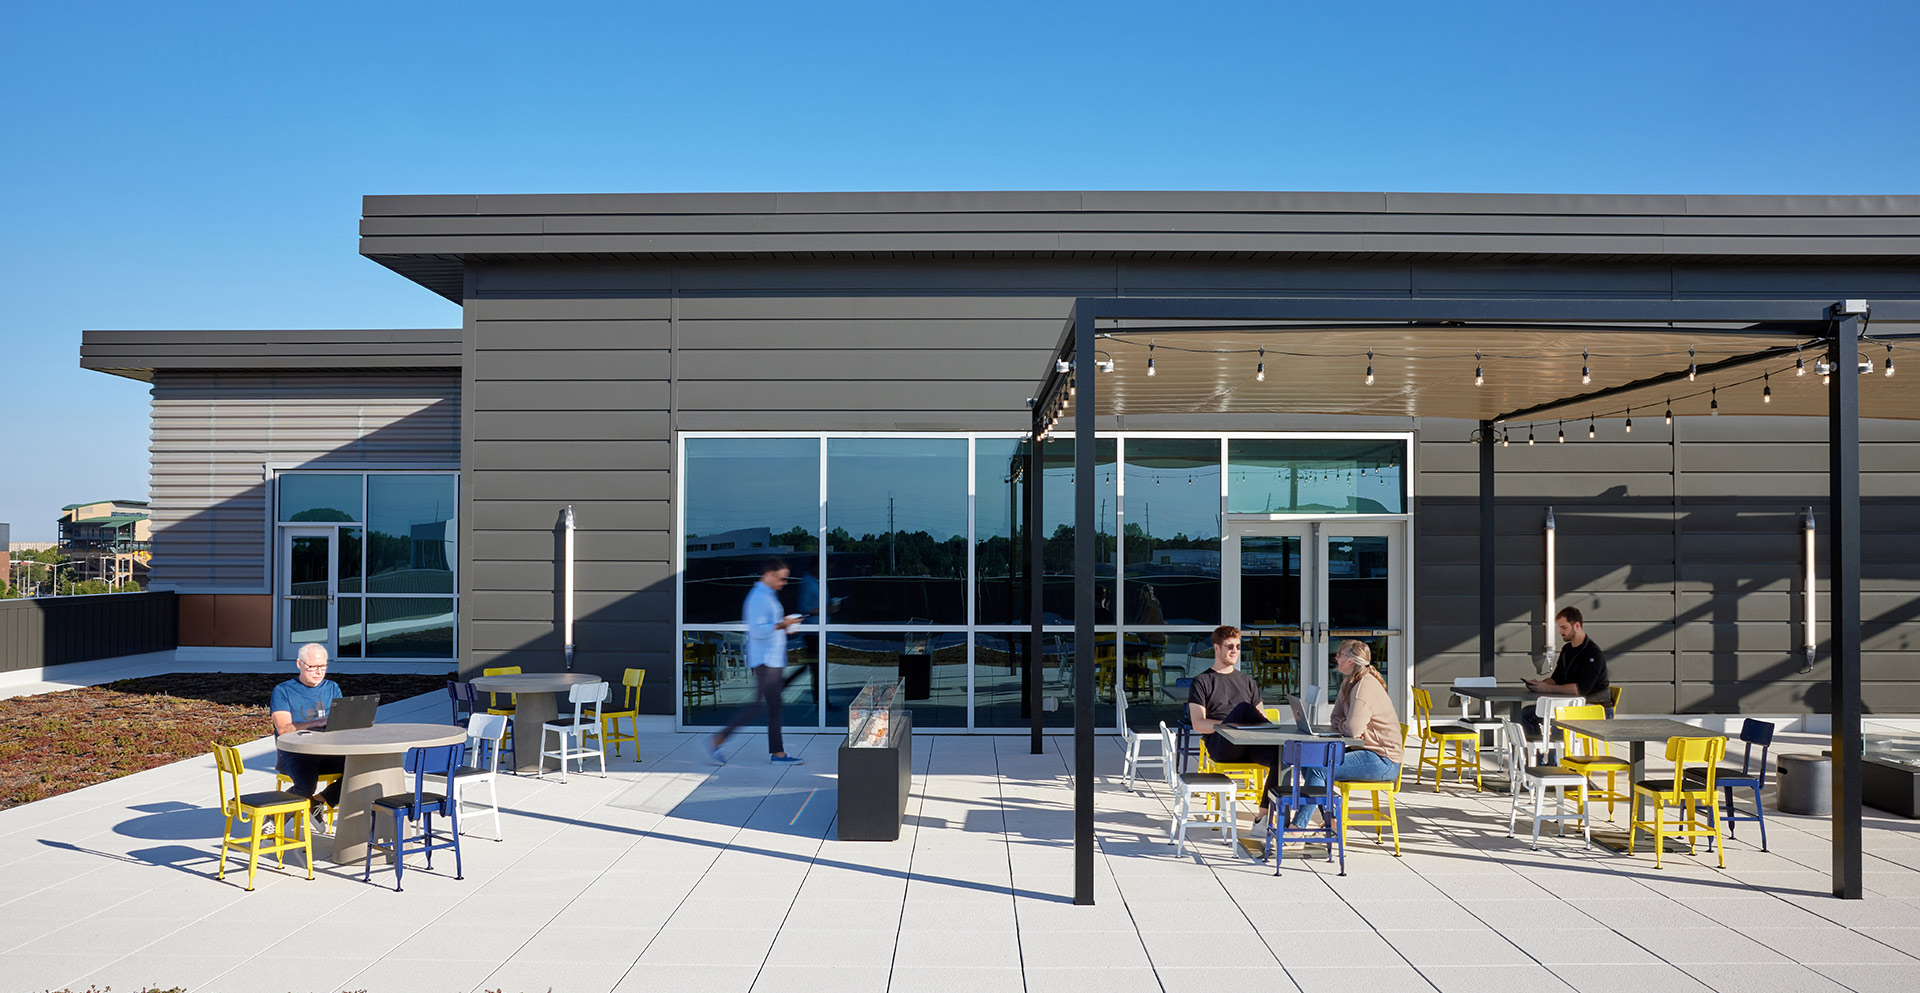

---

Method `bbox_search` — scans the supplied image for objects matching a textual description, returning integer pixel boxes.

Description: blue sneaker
[709,743,727,765]
[771,754,804,765]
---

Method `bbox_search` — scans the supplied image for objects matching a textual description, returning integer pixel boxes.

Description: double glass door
[1224,520,1404,712]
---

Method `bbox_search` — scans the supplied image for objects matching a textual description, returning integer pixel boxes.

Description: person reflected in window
[1292,640,1403,826]
[1187,625,1281,827]
[1519,606,1611,736]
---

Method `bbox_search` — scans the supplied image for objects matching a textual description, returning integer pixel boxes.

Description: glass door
[1317,523,1405,703]
[1223,523,1311,706]
[280,527,337,661]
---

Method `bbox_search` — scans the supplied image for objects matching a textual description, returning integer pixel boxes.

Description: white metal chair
[430,713,507,841]
[1159,721,1237,856]
[1117,688,1164,792]
[1533,694,1587,743]
[540,681,609,782]
[1503,722,1591,849]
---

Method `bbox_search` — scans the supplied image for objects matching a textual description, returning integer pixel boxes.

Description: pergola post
[1072,313,1097,905]
[1829,312,1864,899]
[1480,420,1497,678]
[1029,431,1044,755]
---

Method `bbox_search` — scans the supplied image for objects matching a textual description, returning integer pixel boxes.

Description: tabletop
[1214,724,1364,747]
[1554,717,1721,744]
[276,722,467,756]
[470,672,602,694]
[1452,685,1543,703]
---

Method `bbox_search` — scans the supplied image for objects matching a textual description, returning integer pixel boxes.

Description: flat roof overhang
[79,328,463,382]
[1024,295,1920,908]
[358,191,1920,303]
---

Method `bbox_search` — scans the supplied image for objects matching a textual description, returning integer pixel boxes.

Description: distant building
[58,500,151,588]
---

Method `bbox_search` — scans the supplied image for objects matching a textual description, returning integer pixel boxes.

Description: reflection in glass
[338,528,363,594]
[975,438,1027,626]
[827,439,968,625]
[684,438,820,624]
[279,474,363,523]
[1123,438,1220,626]
[1326,535,1392,694]
[1121,630,1214,731]
[338,597,363,659]
[367,476,455,593]
[363,598,454,658]
[1238,535,1300,629]
[1227,440,1404,514]
[971,632,1115,729]
[825,632,966,729]
[680,630,817,728]
[1039,438,1116,623]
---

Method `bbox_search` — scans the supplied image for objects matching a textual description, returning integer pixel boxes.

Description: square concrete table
[275,722,468,864]
[1554,717,1725,852]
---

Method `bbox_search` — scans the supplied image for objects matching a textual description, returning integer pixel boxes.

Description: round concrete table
[470,672,603,775]
[277,723,466,864]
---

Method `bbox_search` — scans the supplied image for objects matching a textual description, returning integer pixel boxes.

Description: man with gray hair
[271,643,344,815]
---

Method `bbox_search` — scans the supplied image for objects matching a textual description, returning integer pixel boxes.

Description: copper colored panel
[178,595,217,647]
[215,595,273,648]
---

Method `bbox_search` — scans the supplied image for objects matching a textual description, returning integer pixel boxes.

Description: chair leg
[1751,785,1768,852]
[300,810,315,880]
[1531,784,1545,850]
[489,776,504,842]
[245,814,263,892]
[217,813,234,882]
[1386,792,1401,856]
[392,809,407,892]
[1507,780,1522,838]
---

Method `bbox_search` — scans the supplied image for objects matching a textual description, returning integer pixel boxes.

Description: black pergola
[1027,296,1920,906]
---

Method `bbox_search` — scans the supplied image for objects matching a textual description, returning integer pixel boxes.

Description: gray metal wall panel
[147,372,459,591]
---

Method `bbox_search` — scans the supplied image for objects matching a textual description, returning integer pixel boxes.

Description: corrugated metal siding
[459,257,1920,715]
[149,372,460,590]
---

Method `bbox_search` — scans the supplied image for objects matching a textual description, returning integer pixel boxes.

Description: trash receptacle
[1777,754,1832,815]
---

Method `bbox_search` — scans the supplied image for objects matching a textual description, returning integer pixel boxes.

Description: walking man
[710,558,804,765]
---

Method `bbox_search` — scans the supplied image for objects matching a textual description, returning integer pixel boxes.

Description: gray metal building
[83,191,1920,726]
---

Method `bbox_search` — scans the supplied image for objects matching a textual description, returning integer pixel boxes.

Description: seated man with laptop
[1188,625,1285,828]
[1290,640,1404,827]
[270,643,378,818]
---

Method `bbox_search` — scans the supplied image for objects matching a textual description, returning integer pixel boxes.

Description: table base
[510,694,562,776]
[329,753,407,865]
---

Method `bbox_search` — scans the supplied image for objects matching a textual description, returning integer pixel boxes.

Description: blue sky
[3,0,1917,539]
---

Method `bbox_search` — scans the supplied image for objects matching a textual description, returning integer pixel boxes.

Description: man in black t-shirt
[1519,606,1611,735]
[1187,625,1281,824]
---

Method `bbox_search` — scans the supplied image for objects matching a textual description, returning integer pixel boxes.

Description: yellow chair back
[1608,685,1624,712]
[622,667,645,707]
[1411,687,1443,738]
[1666,735,1726,794]
[214,743,244,815]
[1556,703,1609,757]
[482,665,522,713]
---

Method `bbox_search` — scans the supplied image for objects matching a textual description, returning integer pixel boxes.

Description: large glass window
[279,474,363,523]
[1039,438,1117,624]
[1123,438,1221,627]
[825,631,967,729]
[683,438,820,624]
[827,439,968,625]
[1228,439,1405,514]
[366,475,455,593]
[975,438,1027,626]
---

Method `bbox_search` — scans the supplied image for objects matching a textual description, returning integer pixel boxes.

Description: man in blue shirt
[709,558,803,765]
[271,643,345,814]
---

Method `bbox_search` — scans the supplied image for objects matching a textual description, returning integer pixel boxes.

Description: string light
[1763,372,1772,404]
[1624,408,1632,433]
[1501,431,1510,447]
[1887,343,1896,377]
[1255,347,1266,382]
[1709,386,1719,415]
[1588,415,1596,439]
[1475,349,1483,387]
[1581,349,1591,386]
[1687,346,1697,381]
[1146,342,1156,376]
[1665,399,1673,426]
[1364,348,1375,386]
[1528,426,1535,445]
[1796,343,1806,377]
[1557,421,1566,444]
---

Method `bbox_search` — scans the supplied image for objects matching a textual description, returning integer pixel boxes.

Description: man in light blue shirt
[710,558,803,765]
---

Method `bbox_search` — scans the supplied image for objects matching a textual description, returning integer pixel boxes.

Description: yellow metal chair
[1198,705,1284,816]
[1556,704,1631,819]
[1412,688,1482,790]
[1629,735,1728,868]
[274,771,340,831]
[1607,685,1624,713]
[213,744,314,891]
[597,668,645,759]
[1336,724,1410,856]
[482,665,521,755]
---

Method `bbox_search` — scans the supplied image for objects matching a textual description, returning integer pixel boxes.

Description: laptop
[324,694,380,731]
[1286,694,1342,737]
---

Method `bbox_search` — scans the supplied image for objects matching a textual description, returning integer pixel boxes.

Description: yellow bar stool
[1412,688,1482,790]
[1336,724,1410,856]
[1629,735,1728,868]
[213,744,315,891]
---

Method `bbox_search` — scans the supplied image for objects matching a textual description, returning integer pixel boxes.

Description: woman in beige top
[1291,639,1404,826]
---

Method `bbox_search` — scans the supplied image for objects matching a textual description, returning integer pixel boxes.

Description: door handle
[284,594,336,602]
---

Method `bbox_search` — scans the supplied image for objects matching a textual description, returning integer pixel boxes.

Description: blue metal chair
[1687,718,1774,852]
[364,744,465,892]
[447,680,478,723]
[1267,739,1346,876]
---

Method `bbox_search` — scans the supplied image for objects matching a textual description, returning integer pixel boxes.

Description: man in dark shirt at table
[1188,625,1282,826]
[1519,606,1611,736]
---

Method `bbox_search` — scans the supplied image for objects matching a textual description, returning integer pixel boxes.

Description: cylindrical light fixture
[1544,506,1558,657]
[1803,506,1817,671]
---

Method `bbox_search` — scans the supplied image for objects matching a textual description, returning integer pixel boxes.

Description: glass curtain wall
[679,434,1406,731]
[277,472,457,659]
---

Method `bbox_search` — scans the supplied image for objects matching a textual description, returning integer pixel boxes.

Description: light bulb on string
[1364,348,1375,386]
[1665,399,1673,426]
[1709,386,1719,415]
[1796,343,1806,377]
[1528,426,1535,446]
[1146,342,1155,376]
[1688,346,1697,381]
[1763,372,1772,404]
[1475,349,1483,387]
[1581,349,1591,386]
[1557,421,1566,444]
[1624,408,1633,433]
[1255,347,1266,382]
[1887,343,1896,377]
[1501,431,1510,447]
[1588,415,1595,439]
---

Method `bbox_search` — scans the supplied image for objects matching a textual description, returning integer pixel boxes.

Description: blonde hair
[1337,639,1388,694]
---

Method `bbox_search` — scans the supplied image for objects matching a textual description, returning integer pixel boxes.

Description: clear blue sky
[3,1,1916,540]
